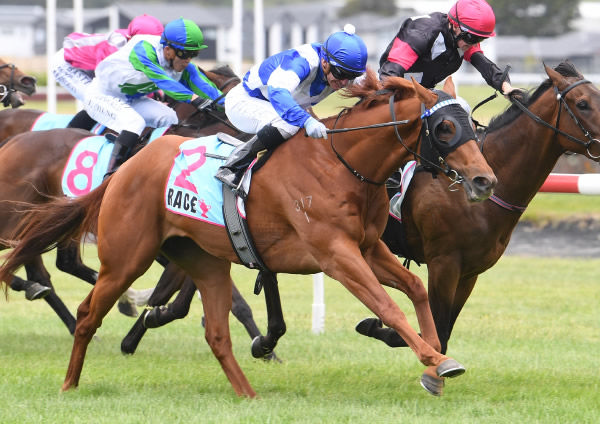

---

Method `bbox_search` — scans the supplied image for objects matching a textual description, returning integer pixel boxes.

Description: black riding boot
[104,130,139,179]
[215,124,286,189]
[66,110,97,131]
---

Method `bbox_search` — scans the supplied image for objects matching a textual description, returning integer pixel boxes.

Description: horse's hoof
[251,336,272,359]
[355,317,382,337]
[25,283,51,301]
[420,373,444,396]
[436,359,466,378]
[117,300,138,318]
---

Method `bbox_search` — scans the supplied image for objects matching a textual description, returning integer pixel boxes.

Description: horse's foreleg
[366,241,441,353]
[231,283,261,339]
[250,271,285,360]
[441,275,479,354]
[324,241,445,367]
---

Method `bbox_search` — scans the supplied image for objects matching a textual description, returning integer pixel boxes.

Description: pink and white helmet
[127,14,164,37]
[448,0,496,37]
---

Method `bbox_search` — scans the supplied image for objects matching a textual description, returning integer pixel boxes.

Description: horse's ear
[545,63,568,91]
[442,76,457,98]
[411,77,436,108]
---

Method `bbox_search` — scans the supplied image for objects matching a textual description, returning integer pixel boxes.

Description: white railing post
[311,273,325,334]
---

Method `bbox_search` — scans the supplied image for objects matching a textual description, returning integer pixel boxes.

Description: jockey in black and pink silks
[379,0,514,95]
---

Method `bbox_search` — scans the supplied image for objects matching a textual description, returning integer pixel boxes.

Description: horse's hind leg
[24,258,76,333]
[197,266,256,397]
[120,263,188,354]
[56,241,98,284]
[143,276,195,328]
[163,237,255,397]
[63,244,158,390]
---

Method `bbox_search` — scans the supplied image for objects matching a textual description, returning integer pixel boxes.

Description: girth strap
[222,185,271,294]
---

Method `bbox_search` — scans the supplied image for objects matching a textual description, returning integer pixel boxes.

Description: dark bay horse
[357,62,600,354]
[0,58,37,108]
[0,71,496,397]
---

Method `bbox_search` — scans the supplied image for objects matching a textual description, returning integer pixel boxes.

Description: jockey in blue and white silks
[216,24,368,190]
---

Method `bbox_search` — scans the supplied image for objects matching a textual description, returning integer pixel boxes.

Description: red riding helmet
[448,0,496,37]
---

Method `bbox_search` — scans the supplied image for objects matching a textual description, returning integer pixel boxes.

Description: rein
[177,75,242,132]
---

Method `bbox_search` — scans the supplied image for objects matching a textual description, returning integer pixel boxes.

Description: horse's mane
[340,69,416,109]
[208,65,238,79]
[487,61,583,132]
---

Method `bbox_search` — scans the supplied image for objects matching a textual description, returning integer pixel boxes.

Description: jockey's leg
[67,110,97,131]
[215,125,285,189]
[105,130,139,177]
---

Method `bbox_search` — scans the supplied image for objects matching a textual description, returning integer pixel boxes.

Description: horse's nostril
[473,176,496,192]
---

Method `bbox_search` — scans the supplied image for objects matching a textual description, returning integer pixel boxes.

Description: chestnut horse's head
[0,59,37,108]
[350,73,495,201]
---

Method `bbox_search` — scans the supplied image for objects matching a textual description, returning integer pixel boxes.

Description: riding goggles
[330,65,362,81]
[174,48,200,60]
[456,31,487,45]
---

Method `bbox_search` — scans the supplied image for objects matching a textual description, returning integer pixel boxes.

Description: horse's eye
[434,120,454,141]
[576,100,589,110]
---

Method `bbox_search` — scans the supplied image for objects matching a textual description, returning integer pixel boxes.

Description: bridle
[0,63,17,107]
[488,77,600,213]
[329,90,471,187]
[508,78,600,159]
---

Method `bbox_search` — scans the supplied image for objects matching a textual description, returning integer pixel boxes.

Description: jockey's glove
[191,97,213,111]
[304,117,328,139]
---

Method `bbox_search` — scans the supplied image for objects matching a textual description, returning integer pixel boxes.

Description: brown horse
[0,58,37,108]
[356,62,600,354]
[0,66,252,326]
[0,71,496,397]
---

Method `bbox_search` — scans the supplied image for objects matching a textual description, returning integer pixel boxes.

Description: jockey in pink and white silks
[53,15,163,101]
[51,14,164,130]
[215,24,368,190]
[82,18,224,177]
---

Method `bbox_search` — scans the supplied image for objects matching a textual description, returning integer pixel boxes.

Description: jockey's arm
[468,50,509,93]
[182,64,224,104]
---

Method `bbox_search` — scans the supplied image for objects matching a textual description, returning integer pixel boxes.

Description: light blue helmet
[322,24,368,79]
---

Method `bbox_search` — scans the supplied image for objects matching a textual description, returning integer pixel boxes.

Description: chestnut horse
[0,71,496,397]
[0,58,37,108]
[355,62,600,353]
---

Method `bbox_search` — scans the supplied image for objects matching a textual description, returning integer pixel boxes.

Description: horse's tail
[0,179,109,297]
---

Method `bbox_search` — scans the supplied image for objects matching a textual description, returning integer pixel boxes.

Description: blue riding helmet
[322,24,368,79]
[160,18,207,52]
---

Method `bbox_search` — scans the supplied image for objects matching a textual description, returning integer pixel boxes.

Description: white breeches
[224,84,299,138]
[83,79,178,135]
[51,49,93,103]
